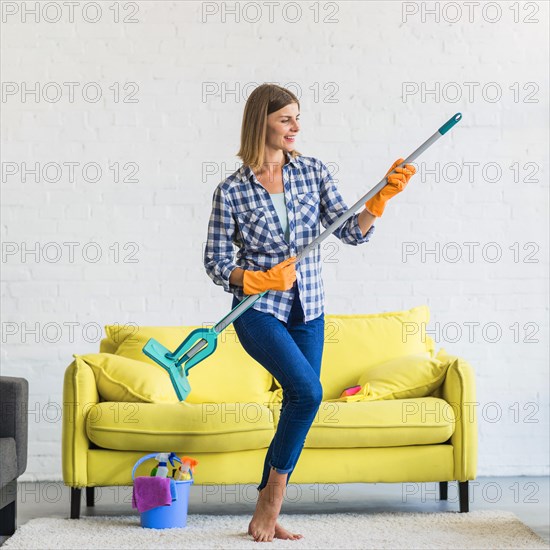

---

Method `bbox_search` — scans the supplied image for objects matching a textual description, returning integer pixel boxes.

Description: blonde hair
[236,83,301,173]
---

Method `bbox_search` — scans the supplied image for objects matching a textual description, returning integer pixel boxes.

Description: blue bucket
[132,453,194,529]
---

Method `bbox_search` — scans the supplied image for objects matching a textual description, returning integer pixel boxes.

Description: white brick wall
[1,1,548,480]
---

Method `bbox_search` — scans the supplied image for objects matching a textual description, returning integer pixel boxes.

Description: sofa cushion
[74,353,180,403]
[357,353,448,401]
[267,397,454,448]
[86,402,275,453]
[102,325,274,404]
[289,305,433,400]
[0,437,17,484]
[329,353,448,402]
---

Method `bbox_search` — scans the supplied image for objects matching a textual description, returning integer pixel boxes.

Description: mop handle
[297,112,462,260]
[213,113,462,333]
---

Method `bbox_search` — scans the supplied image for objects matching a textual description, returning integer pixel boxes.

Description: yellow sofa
[62,305,478,518]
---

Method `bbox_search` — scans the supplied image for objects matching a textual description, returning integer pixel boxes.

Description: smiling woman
[203,82,394,543]
[204,83,378,319]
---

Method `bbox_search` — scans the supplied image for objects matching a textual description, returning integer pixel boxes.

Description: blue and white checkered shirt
[204,152,376,324]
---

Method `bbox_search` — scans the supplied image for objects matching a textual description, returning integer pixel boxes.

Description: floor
[1,476,548,547]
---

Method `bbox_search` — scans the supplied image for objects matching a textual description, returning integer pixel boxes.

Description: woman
[204,83,416,542]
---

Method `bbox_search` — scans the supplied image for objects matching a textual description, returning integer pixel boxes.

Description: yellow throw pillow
[326,353,449,402]
[74,352,179,403]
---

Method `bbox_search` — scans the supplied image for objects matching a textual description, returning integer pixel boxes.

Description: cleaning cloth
[132,477,178,513]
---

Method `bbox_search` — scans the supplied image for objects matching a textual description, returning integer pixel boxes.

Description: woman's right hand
[242,257,297,295]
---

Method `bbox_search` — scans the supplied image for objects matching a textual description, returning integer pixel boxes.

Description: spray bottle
[150,452,182,477]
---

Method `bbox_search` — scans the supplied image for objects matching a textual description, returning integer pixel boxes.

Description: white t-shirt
[269,192,290,242]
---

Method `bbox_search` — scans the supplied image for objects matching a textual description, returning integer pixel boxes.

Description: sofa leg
[86,487,95,507]
[459,481,469,513]
[0,500,16,536]
[70,488,81,519]
[439,481,448,501]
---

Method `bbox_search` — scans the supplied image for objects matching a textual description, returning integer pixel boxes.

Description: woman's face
[265,102,300,153]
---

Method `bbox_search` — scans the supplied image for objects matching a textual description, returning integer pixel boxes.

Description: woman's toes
[274,521,303,540]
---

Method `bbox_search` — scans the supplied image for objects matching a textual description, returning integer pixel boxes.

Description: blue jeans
[231,284,325,492]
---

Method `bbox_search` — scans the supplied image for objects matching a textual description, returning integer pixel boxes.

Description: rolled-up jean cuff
[269,462,293,474]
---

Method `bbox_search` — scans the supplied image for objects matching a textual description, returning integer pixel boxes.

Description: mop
[142,113,463,401]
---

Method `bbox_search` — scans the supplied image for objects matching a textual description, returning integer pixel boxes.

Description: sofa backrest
[319,305,434,400]
[100,305,434,404]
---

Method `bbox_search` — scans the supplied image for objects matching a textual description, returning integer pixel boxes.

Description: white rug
[2,511,548,549]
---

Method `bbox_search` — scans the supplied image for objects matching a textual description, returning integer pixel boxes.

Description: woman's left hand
[365,158,416,217]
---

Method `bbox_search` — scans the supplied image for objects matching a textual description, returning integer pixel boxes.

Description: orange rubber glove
[242,257,297,295]
[365,158,416,217]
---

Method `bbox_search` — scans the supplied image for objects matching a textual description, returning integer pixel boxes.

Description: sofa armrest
[62,356,99,487]
[0,376,29,478]
[436,354,478,481]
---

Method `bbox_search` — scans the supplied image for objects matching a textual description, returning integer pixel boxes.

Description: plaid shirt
[204,152,376,324]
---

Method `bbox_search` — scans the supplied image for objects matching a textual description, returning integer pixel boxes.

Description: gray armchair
[0,376,28,536]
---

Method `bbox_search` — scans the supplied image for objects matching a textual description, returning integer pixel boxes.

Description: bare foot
[248,516,304,542]
[274,521,303,540]
[247,488,282,542]
[248,470,287,542]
